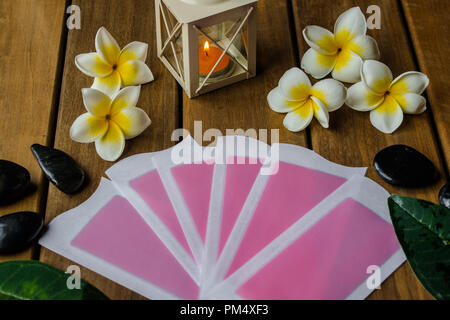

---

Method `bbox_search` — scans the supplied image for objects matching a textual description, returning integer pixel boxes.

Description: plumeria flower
[70,86,151,161]
[267,67,346,132]
[346,60,429,134]
[75,27,154,97]
[301,7,380,83]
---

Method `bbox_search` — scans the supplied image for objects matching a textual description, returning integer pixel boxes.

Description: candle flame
[203,40,209,57]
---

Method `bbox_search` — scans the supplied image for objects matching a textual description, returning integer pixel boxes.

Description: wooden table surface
[0,0,448,300]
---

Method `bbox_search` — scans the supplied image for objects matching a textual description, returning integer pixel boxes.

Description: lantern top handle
[162,0,257,23]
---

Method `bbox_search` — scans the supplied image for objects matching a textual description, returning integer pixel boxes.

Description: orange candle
[199,41,230,77]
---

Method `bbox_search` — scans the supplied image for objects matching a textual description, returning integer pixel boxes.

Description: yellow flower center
[112,64,118,70]
[105,114,111,120]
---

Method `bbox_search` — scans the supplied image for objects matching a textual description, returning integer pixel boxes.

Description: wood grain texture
[9,0,443,301]
[401,0,450,173]
[38,0,179,299]
[183,0,307,147]
[0,0,66,262]
[291,0,444,299]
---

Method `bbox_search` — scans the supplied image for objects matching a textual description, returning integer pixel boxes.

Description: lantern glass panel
[160,2,184,80]
[197,17,249,87]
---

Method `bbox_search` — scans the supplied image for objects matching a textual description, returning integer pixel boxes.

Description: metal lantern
[155,0,258,98]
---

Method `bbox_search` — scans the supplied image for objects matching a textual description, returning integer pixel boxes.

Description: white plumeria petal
[112,107,151,139]
[95,27,121,66]
[75,53,113,77]
[334,7,367,45]
[70,113,108,143]
[283,100,314,132]
[81,88,111,117]
[95,121,125,161]
[302,26,337,55]
[267,86,303,113]
[346,82,385,111]
[392,92,427,114]
[117,60,154,87]
[92,71,122,98]
[331,49,362,83]
[110,86,141,115]
[390,71,430,95]
[311,96,330,128]
[369,96,404,134]
[361,60,393,94]
[301,48,336,80]
[278,67,312,100]
[311,78,347,111]
[119,41,148,65]
[346,35,380,60]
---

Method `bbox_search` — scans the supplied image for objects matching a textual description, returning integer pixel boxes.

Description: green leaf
[388,194,450,300]
[0,260,109,300]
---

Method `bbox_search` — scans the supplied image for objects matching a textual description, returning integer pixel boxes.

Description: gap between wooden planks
[291,0,444,299]
[0,0,67,262]
[401,0,450,176]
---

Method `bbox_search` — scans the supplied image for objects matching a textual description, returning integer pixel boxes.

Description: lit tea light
[204,40,210,55]
[198,40,230,78]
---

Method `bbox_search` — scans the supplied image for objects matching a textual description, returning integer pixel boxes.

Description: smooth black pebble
[31,144,86,194]
[0,212,43,254]
[439,183,450,209]
[0,160,31,205]
[374,145,439,188]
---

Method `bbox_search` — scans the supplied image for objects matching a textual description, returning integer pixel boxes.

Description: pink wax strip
[130,169,192,256]
[236,198,400,300]
[226,161,346,277]
[218,157,262,257]
[171,162,215,243]
[72,196,199,300]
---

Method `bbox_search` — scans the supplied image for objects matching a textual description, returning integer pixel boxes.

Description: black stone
[0,212,43,254]
[31,144,86,194]
[439,183,450,209]
[374,145,439,188]
[0,160,31,205]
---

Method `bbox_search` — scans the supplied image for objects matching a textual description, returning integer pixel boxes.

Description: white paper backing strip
[39,178,181,300]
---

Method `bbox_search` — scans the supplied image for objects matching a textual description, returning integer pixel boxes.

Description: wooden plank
[0,0,67,262]
[291,0,444,299]
[183,0,307,147]
[39,0,179,299]
[401,0,450,173]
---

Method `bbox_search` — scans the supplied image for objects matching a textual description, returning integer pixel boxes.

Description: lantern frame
[155,0,258,98]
